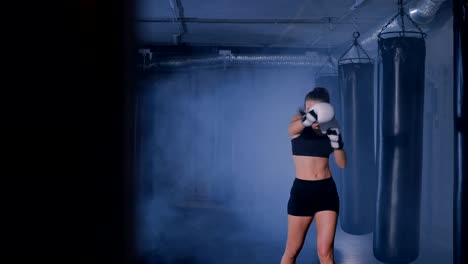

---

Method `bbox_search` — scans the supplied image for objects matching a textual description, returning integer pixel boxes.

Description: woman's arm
[333,149,347,169]
[288,114,305,136]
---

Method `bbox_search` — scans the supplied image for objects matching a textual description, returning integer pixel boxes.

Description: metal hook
[353,31,361,39]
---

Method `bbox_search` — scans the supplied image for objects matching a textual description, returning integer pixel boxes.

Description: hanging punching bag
[315,75,343,194]
[453,0,468,263]
[374,36,426,263]
[338,62,377,235]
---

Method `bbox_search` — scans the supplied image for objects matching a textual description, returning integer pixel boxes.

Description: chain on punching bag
[374,1,427,261]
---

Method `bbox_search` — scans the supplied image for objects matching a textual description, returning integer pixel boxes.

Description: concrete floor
[137,205,451,264]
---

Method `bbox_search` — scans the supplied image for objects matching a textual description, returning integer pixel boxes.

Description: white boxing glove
[326,127,344,149]
[301,102,335,127]
[320,117,344,149]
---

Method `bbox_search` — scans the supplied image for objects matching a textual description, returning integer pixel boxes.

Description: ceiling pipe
[168,0,186,44]
[139,51,334,69]
[350,0,367,10]
[408,0,448,24]
[136,17,324,24]
[308,0,368,48]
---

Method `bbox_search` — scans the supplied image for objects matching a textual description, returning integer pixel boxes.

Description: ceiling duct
[139,51,334,69]
[408,0,448,24]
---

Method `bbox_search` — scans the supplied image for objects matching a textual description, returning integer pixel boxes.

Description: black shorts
[287,177,340,216]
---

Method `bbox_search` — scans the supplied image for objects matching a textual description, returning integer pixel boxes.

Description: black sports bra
[291,126,333,158]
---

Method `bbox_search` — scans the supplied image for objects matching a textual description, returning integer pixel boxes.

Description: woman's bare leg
[315,210,338,264]
[280,215,313,264]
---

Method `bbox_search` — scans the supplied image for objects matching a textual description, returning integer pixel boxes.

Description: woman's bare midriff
[292,155,332,180]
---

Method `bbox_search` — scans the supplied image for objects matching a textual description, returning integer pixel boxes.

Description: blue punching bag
[374,36,426,263]
[338,62,377,235]
[453,0,467,263]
